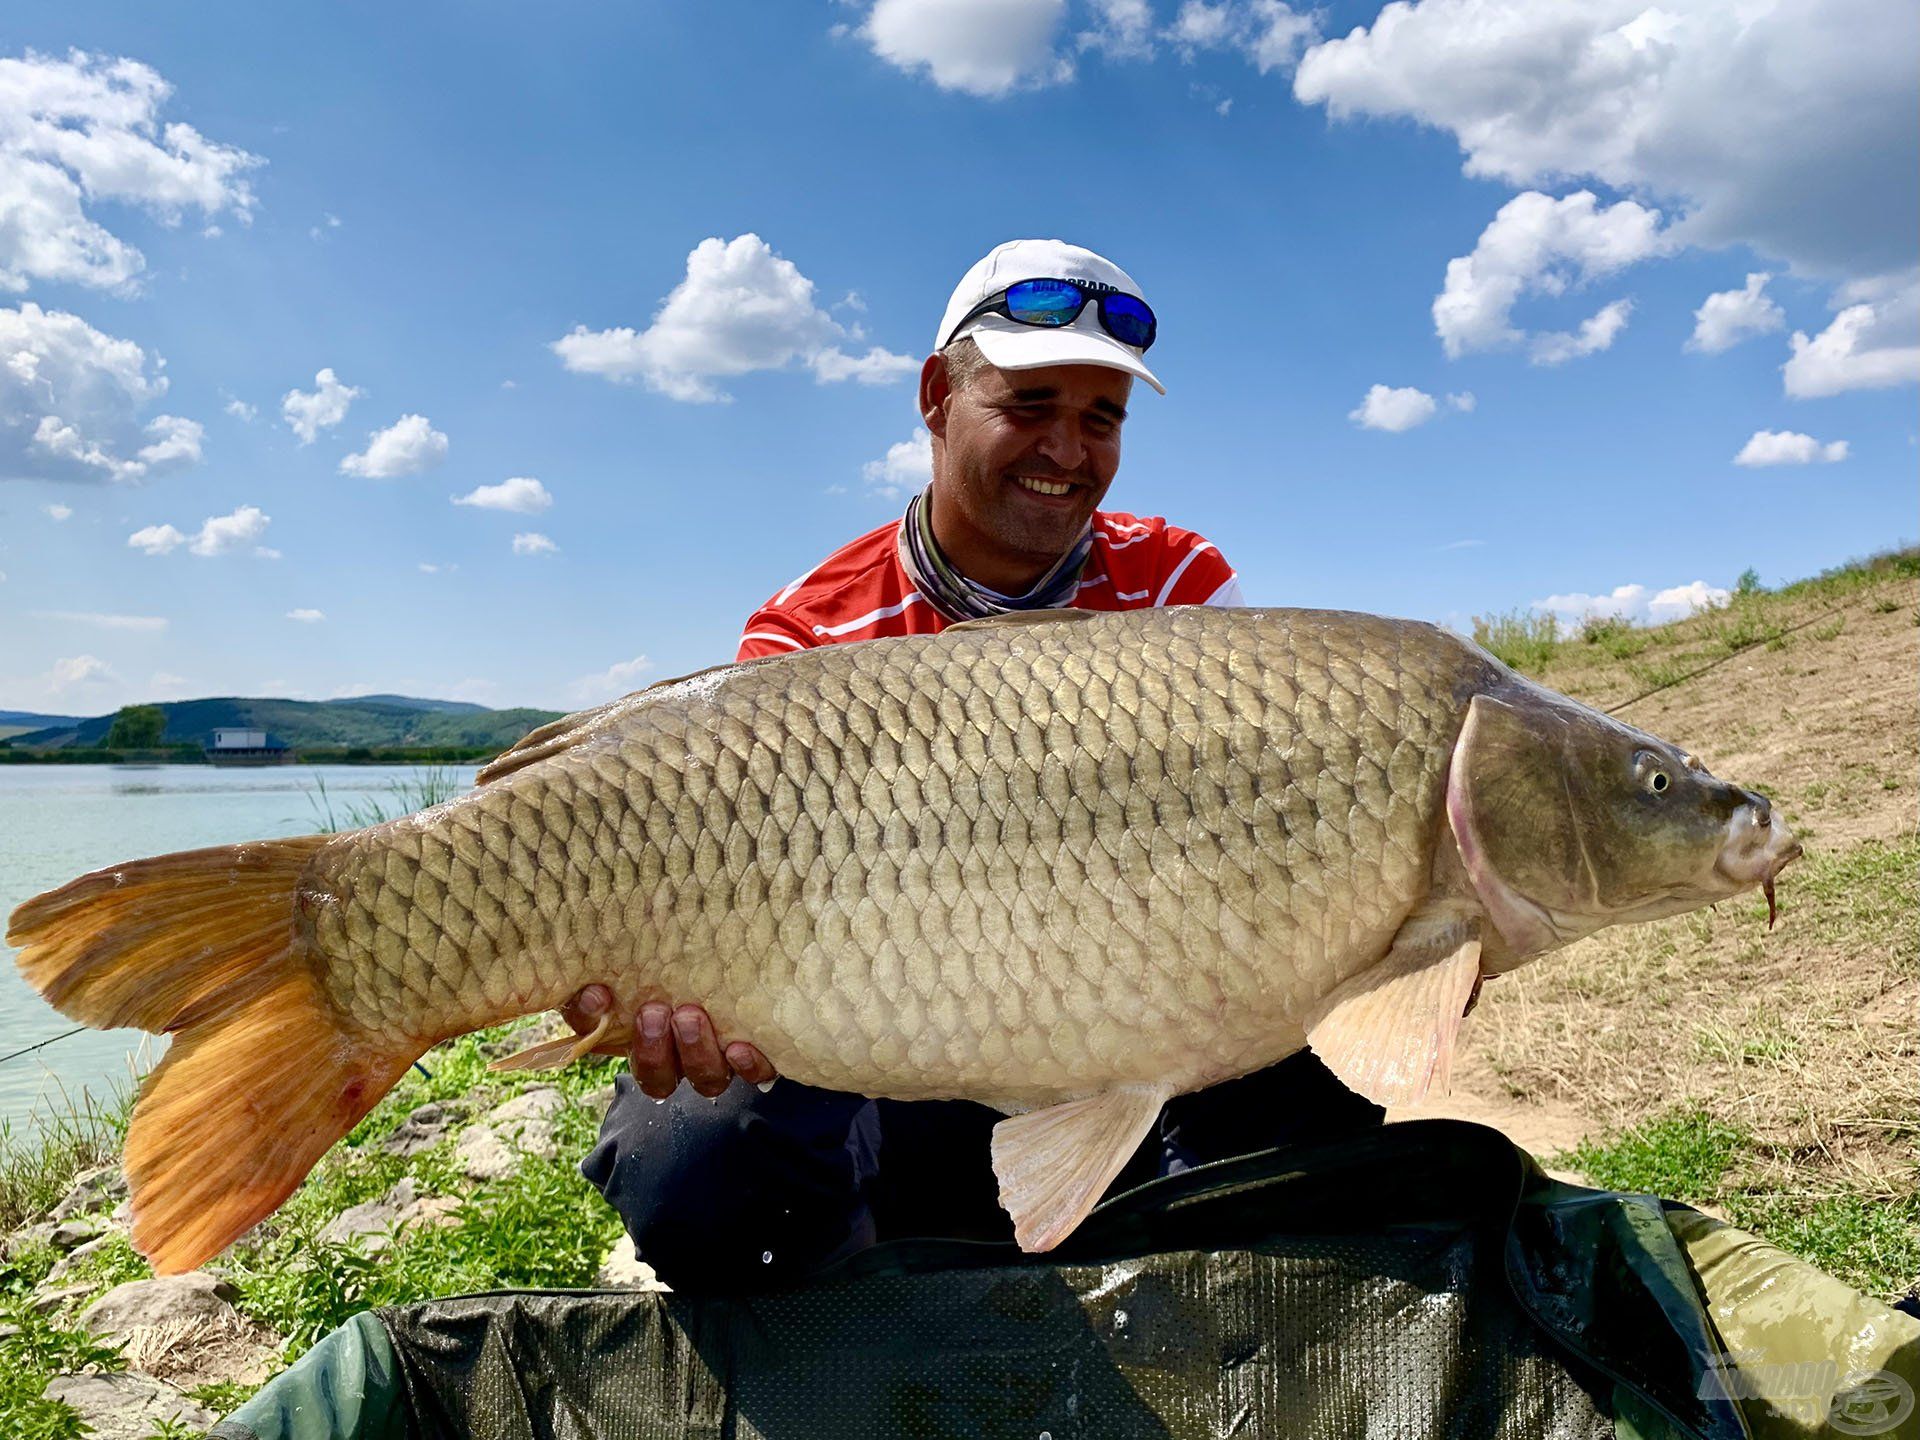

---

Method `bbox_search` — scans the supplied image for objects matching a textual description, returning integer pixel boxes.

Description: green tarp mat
[212,1119,1919,1440]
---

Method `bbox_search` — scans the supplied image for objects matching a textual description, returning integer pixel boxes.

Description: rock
[82,1273,242,1340]
[454,1088,562,1180]
[396,1193,462,1231]
[42,1373,217,1440]
[82,1273,278,1389]
[29,1282,100,1315]
[383,1099,460,1157]
[43,1233,117,1286]
[51,1217,103,1250]
[596,1235,669,1292]
[319,1179,460,1250]
[488,1086,566,1125]
[109,1198,133,1229]
[7,1220,57,1254]
[453,1124,520,1182]
[50,1165,128,1222]
[583,1083,618,1113]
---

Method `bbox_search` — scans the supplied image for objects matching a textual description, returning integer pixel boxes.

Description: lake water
[0,764,478,1136]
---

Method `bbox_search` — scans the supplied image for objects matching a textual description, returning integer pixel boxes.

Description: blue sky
[1,0,1914,715]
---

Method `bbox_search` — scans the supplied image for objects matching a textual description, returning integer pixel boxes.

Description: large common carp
[10,607,1799,1273]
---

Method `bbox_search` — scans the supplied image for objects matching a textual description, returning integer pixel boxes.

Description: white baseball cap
[935,239,1164,395]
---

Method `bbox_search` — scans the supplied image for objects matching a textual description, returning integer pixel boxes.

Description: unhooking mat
[210,1119,1919,1440]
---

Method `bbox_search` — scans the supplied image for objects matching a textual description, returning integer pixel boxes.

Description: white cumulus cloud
[569,654,655,705]
[1534,580,1730,628]
[1348,384,1437,432]
[285,608,326,623]
[1293,0,1916,284]
[0,302,195,483]
[552,234,915,403]
[0,49,260,294]
[126,522,184,555]
[223,396,255,421]
[42,501,71,519]
[511,531,557,556]
[128,504,271,557]
[1169,1,1318,72]
[49,653,115,692]
[188,504,270,556]
[340,413,447,479]
[860,0,1072,97]
[281,368,361,444]
[453,476,552,513]
[862,426,933,498]
[1433,192,1666,360]
[1530,298,1633,367]
[1079,0,1156,57]
[1687,273,1785,354]
[1781,277,1920,398]
[1733,430,1849,466]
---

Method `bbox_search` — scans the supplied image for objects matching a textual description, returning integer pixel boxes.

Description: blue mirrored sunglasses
[947,278,1157,352]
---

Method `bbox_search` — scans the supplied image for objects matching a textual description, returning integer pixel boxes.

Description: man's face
[929,359,1130,569]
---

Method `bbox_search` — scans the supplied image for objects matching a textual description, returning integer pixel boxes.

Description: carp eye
[1633,750,1672,795]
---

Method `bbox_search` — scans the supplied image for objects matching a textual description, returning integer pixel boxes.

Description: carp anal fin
[990,1082,1171,1253]
[488,1011,620,1073]
[1305,910,1481,1108]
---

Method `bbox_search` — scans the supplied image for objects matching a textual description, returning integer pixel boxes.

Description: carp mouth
[1714,796,1803,929]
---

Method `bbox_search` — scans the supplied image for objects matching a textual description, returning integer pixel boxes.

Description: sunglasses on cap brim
[946,278,1157,353]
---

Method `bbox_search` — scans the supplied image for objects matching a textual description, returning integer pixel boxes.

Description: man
[563,240,1380,1291]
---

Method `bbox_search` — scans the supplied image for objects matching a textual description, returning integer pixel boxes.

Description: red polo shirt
[737,511,1241,660]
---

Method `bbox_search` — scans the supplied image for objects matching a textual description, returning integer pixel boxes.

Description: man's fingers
[561,984,613,1037]
[725,1042,777,1087]
[628,1002,680,1100]
[674,1005,731,1098]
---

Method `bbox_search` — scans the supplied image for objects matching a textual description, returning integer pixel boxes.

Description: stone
[42,1373,217,1440]
[319,1179,461,1250]
[487,1086,566,1126]
[596,1235,669,1292]
[583,1083,618,1113]
[51,1217,103,1250]
[43,1233,116,1286]
[383,1099,461,1157]
[453,1124,520,1182]
[50,1164,128,1222]
[29,1282,100,1315]
[82,1272,243,1340]
[7,1220,57,1254]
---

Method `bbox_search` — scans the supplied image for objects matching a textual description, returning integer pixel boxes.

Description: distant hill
[0,709,84,729]
[9,696,562,752]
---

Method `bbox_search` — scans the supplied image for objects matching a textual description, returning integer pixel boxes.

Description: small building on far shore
[206,727,292,765]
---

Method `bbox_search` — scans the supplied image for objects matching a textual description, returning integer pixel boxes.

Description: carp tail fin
[7,836,425,1273]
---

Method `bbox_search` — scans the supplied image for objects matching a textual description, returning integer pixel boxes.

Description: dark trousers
[582,1051,1383,1293]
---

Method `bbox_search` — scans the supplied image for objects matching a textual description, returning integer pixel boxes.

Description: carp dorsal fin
[477,660,761,785]
[990,1082,1172,1252]
[1305,907,1482,1108]
[945,608,1101,634]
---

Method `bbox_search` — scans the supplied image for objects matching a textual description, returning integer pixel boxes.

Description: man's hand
[561,985,777,1100]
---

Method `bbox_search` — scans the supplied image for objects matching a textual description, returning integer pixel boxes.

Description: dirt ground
[1387,566,1918,1211]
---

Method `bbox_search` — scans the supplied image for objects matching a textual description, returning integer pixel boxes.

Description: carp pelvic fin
[1305,909,1482,1108]
[6,836,426,1274]
[990,1083,1171,1253]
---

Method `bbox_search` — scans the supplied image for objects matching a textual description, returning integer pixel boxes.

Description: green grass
[306,765,467,833]
[1560,1108,1920,1299]
[0,1088,128,1236]
[1472,609,1561,672]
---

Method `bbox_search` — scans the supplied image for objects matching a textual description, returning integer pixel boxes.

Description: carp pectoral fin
[1305,911,1482,1108]
[990,1083,1172,1253]
[488,1012,616,1073]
